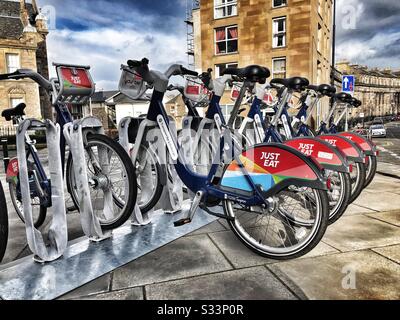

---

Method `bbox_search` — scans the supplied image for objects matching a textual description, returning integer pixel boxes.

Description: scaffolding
[185,0,200,68]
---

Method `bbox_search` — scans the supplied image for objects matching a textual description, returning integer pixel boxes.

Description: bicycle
[120,59,330,260]
[0,179,8,263]
[0,64,137,231]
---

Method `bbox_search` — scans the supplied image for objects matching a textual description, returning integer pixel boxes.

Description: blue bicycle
[122,59,330,259]
[0,65,137,230]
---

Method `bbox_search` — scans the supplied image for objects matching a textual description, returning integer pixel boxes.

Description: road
[374,122,400,166]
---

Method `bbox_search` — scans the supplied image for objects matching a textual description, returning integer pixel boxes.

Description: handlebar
[0,69,52,91]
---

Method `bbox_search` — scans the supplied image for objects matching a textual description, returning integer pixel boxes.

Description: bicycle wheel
[224,187,329,260]
[364,155,377,188]
[135,143,163,213]
[0,181,8,263]
[348,160,366,203]
[325,170,351,225]
[9,180,47,228]
[67,134,137,230]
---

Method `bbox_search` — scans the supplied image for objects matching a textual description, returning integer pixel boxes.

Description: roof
[0,0,37,39]
[91,90,119,103]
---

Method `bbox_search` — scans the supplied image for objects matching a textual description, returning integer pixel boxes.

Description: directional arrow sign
[342,75,355,95]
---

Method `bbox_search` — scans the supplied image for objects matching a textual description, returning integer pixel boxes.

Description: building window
[272,57,286,78]
[10,97,24,108]
[6,53,20,73]
[272,17,286,48]
[214,0,238,19]
[215,62,238,78]
[272,0,287,8]
[215,25,238,55]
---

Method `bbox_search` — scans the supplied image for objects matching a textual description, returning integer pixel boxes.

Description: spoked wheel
[348,160,366,203]
[325,170,351,225]
[135,143,163,213]
[9,181,47,228]
[67,134,137,231]
[0,181,8,263]
[223,187,329,260]
[364,155,377,188]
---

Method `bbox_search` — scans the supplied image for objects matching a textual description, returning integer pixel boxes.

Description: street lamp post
[330,0,337,110]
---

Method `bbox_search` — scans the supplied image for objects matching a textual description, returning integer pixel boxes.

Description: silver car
[370,124,387,138]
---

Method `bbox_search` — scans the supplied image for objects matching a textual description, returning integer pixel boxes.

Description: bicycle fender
[6,158,19,184]
[318,135,365,163]
[338,132,377,156]
[284,137,350,173]
[220,143,327,195]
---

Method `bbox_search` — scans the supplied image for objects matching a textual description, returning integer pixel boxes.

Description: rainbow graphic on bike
[221,146,318,192]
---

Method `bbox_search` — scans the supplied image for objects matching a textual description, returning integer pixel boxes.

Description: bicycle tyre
[8,181,47,228]
[327,171,351,225]
[66,134,137,231]
[0,181,8,263]
[364,155,377,188]
[349,161,366,204]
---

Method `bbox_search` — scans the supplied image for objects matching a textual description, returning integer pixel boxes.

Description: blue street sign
[342,75,355,95]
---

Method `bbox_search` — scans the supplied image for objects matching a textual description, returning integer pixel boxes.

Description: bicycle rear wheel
[0,181,8,263]
[349,161,366,203]
[224,187,329,260]
[67,134,137,230]
[364,155,377,188]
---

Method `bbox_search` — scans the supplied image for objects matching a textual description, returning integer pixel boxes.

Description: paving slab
[367,210,400,227]
[209,231,338,269]
[145,266,298,300]
[59,274,111,300]
[269,250,400,300]
[343,204,377,217]
[353,191,400,212]
[365,175,400,193]
[372,245,400,264]
[74,287,143,300]
[112,234,233,290]
[323,215,400,252]
[186,220,227,236]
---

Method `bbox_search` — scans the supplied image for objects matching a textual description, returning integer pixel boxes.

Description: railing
[0,126,17,138]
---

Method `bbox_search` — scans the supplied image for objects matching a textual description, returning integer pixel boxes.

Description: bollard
[1,138,9,173]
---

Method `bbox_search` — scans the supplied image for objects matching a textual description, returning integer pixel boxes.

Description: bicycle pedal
[174,218,192,227]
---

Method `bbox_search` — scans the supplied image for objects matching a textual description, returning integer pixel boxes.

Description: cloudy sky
[37,0,399,89]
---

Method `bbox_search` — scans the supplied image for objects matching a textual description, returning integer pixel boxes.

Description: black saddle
[335,92,352,103]
[222,65,270,84]
[2,103,26,121]
[350,98,362,108]
[308,84,336,97]
[270,77,310,92]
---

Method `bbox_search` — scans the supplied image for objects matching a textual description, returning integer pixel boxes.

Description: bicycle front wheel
[67,134,137,230]
[0,181,8,263]
[224,187,329,260]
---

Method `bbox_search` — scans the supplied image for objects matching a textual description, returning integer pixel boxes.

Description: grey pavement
[1,164,399,300]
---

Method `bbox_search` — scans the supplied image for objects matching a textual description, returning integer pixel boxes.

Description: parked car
[373,117,384,125]
[370,124,387,138]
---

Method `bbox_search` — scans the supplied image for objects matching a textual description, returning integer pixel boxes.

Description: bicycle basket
[119,66,148,100]
[184,76,210,105]
[54,63,95,104]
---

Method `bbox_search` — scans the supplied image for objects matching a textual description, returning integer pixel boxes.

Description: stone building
[0,0,49,130]
[336,61,400,119]
[193,0,334,112]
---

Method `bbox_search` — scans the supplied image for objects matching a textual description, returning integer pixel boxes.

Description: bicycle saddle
[335,92,352,103]
[270,77,309,92]
[1,103,26,121]
[350,98,362,108]
[222,65,270,84]
[308,84,336,97]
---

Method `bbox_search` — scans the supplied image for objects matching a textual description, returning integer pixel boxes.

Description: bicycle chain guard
[63,117,112,241]
[17,119,68,263]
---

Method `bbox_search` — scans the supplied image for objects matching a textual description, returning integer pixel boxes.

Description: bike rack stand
[118,117,184,215]
[17,119,68,263]
[63,117,112,241]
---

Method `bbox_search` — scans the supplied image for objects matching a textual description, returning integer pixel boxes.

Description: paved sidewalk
[57,173,400,301]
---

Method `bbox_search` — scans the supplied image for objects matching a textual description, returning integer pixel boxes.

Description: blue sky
[37,0,400,90]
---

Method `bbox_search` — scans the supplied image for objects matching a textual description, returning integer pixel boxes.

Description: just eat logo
[298,143,314,156]
[261,152,281,168]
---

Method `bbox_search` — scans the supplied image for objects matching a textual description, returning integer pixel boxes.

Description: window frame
[272,0,287,9]
[215,62,238,78]
[214,0,238,19]
[272,17,287,48]
[5,53,20,74]
[215,25,239,55]
[272,57,287,79]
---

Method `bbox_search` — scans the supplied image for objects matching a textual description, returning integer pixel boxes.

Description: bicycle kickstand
[174,191,204,227]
